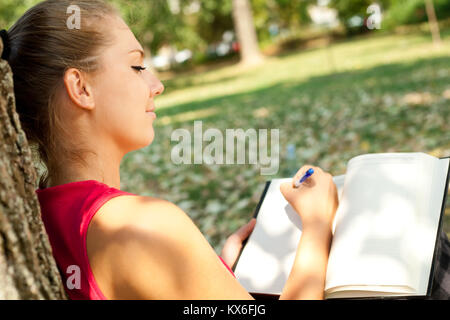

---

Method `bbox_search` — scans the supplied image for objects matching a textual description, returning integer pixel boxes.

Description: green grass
[120,29,450,253]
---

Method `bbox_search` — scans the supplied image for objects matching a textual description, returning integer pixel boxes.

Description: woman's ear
[63,68,95,111]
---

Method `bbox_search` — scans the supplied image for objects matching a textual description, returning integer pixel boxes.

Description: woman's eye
[132,66,147,73]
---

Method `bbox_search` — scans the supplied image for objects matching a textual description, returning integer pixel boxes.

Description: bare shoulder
[91,195,202,251]
[86,195,189,298]
[87,195,253,300]
[91,194,187,229]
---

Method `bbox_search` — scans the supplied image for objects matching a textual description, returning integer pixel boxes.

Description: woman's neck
[48,157,122,189]
[48,175,120,189]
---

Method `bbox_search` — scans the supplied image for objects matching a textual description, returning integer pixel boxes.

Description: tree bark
[0,39,68,299]
[232,0,265,66]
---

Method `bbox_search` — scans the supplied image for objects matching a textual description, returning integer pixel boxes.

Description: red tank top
[35,180,235,300]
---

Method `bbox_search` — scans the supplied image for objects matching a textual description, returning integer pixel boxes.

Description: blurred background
[2,0,449,253]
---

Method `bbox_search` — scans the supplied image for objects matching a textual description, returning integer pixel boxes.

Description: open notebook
[233,153,450,299]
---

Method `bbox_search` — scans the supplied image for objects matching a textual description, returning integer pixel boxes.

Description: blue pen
[294,168,314,188]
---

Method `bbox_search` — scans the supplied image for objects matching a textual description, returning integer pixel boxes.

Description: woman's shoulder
[87,194,196,298]
[87,193,252,299]
[90,194,189,234]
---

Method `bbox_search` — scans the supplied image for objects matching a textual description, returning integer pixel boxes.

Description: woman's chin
[145,128,155,146]
[131,129,155,151]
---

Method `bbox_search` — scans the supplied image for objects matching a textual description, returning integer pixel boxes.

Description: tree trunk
[425,0,441,47]
[0,40,68,299]
[232,0,264,66]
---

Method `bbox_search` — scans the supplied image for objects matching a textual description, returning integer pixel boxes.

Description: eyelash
[132,66,147,73]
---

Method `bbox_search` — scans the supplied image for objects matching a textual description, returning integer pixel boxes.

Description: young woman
[1,0,339,300]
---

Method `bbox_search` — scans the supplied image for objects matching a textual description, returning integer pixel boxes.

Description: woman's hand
[280,165,338,232]
[220,218,257,269]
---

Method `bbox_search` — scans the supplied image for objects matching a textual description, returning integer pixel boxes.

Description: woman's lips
[146,111,156,119]
[146,103,156,118]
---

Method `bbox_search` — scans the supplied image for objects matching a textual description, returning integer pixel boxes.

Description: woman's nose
[149,74,164,97]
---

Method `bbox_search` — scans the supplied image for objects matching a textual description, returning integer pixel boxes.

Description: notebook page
[325,153,430,294]
[409,156,449,295]
[234,175,345,295]
[326,287,412,299]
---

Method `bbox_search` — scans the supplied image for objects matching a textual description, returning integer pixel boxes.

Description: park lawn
[120,28,450,253]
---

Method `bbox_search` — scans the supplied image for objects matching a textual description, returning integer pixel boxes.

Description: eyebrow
[129,49,145,58]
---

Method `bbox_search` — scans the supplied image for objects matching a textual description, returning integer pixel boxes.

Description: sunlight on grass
[122,29,450,252]
[156,32,450,111]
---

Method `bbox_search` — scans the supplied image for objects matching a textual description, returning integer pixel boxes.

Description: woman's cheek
[129,107,155,149]
[113,79,154,151]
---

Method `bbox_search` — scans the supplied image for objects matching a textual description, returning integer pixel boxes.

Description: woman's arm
[219,217,332,300]
[87,167,338,299]
[88,196,255,299]
[280,225,332,299]
[279,165,338,299]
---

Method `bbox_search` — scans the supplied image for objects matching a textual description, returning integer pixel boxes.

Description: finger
[280,181,292,197]
[241,218,256,235]
[236,218,256,240]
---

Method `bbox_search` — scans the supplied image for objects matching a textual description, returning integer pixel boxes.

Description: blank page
[234,175,345,295]
[325,153,448,297]
[410,156,449,295]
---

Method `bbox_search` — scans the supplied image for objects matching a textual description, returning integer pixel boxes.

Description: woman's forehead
[106,17,143,57]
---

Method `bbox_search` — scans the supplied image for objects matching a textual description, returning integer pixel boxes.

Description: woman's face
[90,15,164,154]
